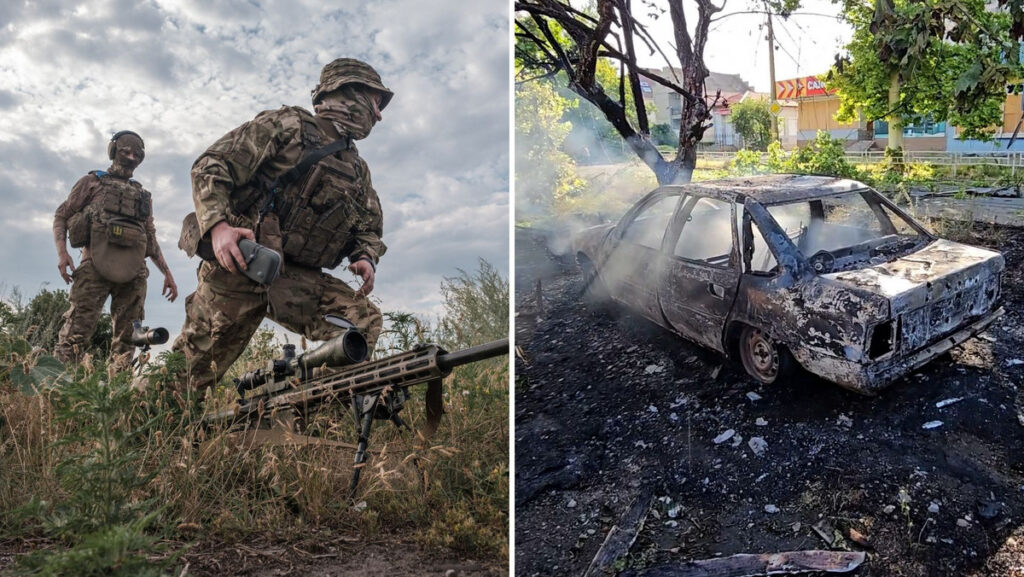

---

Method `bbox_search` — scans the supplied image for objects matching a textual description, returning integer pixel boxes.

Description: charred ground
[514,224,1024,576]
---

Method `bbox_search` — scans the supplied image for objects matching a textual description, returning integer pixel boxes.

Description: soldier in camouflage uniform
[53,131,178,369]
[174,58,391,393]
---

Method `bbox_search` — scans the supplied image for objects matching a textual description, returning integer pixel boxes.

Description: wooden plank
[583,491,654,577]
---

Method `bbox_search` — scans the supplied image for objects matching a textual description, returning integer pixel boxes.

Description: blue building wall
[945,131,1024,152]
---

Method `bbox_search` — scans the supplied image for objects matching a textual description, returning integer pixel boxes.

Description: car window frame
[664,194,739,270]
[614,190,684,250]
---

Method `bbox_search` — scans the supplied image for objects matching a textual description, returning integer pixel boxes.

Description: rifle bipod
[347,385,416,501]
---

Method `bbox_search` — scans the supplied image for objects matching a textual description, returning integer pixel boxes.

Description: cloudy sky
[635,0,851,93]
[0,0,509,345]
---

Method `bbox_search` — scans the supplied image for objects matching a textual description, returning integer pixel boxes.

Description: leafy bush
[785,131,859,178]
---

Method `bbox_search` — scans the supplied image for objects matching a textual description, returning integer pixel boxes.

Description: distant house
[642,68,752,133]
[642,69,798,150]
[709,91,798,150]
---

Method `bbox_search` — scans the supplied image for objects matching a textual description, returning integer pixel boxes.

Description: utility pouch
[106,218,144,247]
[67,212,90,248]
[91,218,147,284]
[238,238,281,286]
[257,212,284,271]
[179,212,216,261]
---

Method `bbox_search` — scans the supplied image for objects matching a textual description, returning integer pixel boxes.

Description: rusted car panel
[572,175,1005,393]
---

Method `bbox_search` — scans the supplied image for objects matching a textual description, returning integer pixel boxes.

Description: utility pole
[765,3,779,142]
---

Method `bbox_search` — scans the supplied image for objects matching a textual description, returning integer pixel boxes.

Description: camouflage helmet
[311,58,393,110]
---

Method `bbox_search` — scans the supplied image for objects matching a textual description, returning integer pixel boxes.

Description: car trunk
[823,239,1004,356]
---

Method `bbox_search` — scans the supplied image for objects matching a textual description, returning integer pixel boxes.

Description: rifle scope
[131,321,169,347]
[235,329,368,393]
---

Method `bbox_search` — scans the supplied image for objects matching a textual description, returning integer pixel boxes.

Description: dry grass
[0,346,509,570]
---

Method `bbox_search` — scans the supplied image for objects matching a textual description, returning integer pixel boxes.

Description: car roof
[657,174,869,205]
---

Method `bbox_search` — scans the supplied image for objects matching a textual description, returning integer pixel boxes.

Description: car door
[603,192,682,323]
[657,196,741,353]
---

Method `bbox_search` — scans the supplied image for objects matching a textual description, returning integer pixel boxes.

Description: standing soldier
[175,58,390,393]
[53,130,178,369]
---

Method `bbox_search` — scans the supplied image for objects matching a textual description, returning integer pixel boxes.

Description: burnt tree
[515,0,726,184]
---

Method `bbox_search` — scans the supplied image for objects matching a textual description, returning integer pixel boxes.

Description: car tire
[578,254,609,307]
[738,325,795,384]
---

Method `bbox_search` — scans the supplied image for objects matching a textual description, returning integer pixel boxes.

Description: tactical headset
[107,130,144,161]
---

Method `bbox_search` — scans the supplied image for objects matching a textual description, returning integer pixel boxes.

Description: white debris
[1006,359,1024,367]
[748,437,768,456]
[764,504,780,514]
[746,392,763,401]
[731,434,744,448]
[713,429,736,444]
[922,420,944,430]
[836,414,853,428]
[645,364,665,374]
[670,395,688,408]
[936,397,965,408]
[568,499,577,508]
[883,505,896,514]
[957,518,970,528]
[928,502,940,514]
[669,412,679,422]
[647,405,659,413]
[352,501,368,512]
[668,505,682,519]
[897,489,912,504]
[755,417,768,426]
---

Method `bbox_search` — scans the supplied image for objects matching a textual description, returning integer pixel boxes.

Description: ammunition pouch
[178,212,216,261]
[67,212,91,248]
[90,217,147,283]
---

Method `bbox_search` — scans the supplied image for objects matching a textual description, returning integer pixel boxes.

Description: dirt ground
[514,224,1024,576]
[0,538,503,576]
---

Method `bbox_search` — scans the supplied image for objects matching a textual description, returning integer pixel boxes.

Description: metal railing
[695,150,1024,175]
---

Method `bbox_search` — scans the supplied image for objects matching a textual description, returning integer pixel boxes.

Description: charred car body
[573,175,1005,393]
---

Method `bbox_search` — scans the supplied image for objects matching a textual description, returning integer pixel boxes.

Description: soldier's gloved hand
[163,275,178,302]
[349,258,375,296]
[57,252,76,284]
[210,221,255,274]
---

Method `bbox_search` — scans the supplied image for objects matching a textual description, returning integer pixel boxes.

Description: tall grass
[0,260,509,572]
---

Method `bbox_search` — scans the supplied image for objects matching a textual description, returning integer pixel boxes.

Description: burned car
[573,175,1005,393]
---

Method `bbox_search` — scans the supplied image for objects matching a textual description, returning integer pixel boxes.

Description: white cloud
[0,0,509,347]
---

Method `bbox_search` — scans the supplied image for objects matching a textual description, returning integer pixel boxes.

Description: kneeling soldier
[175,58,390,394]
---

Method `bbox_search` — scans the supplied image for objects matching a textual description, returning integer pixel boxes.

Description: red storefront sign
[775,76,834,99]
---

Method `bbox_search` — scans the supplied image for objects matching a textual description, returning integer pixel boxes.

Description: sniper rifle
[203,325,509,497]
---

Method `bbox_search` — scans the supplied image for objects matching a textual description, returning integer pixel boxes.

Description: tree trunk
[886,70,904,153]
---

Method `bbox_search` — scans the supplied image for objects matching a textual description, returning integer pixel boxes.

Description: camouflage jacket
[54,171,159,259]
[191,105,386,266]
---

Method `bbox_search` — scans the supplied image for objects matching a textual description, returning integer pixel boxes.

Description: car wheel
[578,254,609,305]
[738,325,794,384]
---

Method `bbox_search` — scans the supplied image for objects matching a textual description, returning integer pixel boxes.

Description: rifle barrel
[437,338,509,371]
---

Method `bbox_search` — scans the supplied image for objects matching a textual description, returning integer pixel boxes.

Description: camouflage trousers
[173,260,382,393]
[55,258,148,370]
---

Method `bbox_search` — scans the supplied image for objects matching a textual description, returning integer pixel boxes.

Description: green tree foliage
[787,132,858,178]
[515,80,583,218]
[829,0,1022,146]
[0,287,112,359]
[650,123,676,146]
[438,259,509,349]
[729,98,776,151]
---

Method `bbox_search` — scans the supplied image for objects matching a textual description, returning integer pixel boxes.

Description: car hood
[572,223,616,259]
[822,239,1004,315]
